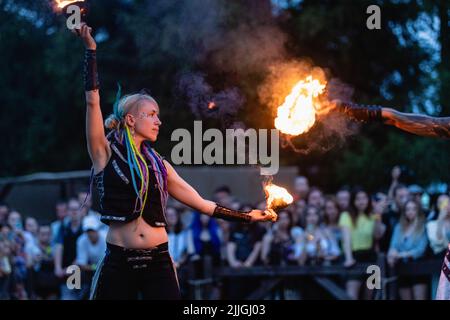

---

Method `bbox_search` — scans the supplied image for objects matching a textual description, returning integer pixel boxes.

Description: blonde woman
[387,200,428,300]
[78,24,276,300]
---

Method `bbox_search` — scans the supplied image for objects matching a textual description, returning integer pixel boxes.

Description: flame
[275,76,326,136]
[208,102,216,110]
[54,0,85,9]
[264,183,293,211]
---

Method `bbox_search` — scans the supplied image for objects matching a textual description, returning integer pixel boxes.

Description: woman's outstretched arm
[382,108,450,139]
[79,24,109,172]
[163,160,276,223]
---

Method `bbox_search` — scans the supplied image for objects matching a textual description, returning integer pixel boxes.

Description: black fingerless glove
[336,101,383,123]
[84,49,99,91]
[212,204,252,223]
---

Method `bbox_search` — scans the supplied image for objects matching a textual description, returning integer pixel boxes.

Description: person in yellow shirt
[338,189,385,300]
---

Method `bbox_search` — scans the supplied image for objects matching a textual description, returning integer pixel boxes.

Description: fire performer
[77,24,276,300]
[334,100,450,300]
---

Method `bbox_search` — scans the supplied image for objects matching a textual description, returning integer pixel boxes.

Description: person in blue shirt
[388,199,428,300]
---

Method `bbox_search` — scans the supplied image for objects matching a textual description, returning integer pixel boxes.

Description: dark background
[1,0,449,193]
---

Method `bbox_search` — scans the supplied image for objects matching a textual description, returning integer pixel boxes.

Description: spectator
[293,176,309,202]
[54,198,84,300]
[426,195,450,256]
[227,221,264,269]
[77,191,107,237]
[387,200,428,300]
[216,218,231,266]
[213,186,234,208]
[339,189,384,300]
[0,203,9,225]
[336,187,351,213]
[24,217,40,263]
[226,216,265,299]
[261,210,296,266]
[298,205,327,265]
[408,185,424,205]
[8,210,24,233]
[166,206,190,268]
[380,184,410,251]
[387,165,402,203]
[75,216,106,300]
[322,197,354,267]
[188,212,222,299]
[6,210,29,299]
[427,194,449,221]
[179,205,195,231]
[0,238,12,300]
[32,226,59,300]
[307,187,324,210]
[292,199,306,228]
[50,200,68,246]
[189,212,221,260]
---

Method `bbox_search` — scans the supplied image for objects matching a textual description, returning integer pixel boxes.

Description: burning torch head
[264,184,294,214]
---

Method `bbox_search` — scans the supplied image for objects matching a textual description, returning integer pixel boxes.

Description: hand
[78,23,96,50]
[230,261,243,268]
[343,258,356,268]
[243,261,252,268]
[54,266,65,278]
[248,209,277,222]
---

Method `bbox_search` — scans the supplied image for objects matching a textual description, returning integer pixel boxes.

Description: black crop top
[93,133,168,227]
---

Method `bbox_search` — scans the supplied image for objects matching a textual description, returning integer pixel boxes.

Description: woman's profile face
[133,100,161,142]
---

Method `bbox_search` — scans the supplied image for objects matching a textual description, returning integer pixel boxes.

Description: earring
[131,127,135,136]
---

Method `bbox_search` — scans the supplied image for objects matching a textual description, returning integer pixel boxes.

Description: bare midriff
[106,216,168,249]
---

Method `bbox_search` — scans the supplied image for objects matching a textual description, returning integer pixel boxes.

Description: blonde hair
[399,199,426,239]
[104,93,158,130]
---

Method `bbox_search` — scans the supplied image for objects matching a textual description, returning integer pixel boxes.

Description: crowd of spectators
[0,166,449,300]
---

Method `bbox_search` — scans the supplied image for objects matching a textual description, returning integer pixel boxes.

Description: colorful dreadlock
[124,125,150,216]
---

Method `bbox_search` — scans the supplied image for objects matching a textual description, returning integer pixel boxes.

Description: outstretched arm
[164,160,276,222]
[382,108,450,139]
[334,100,450,139]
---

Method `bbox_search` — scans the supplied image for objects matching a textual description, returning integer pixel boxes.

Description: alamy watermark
[66,265,81,290]
[366,264,381,290]
[366,5,381,30]
[65,5,82,31]
[170,121,280,175]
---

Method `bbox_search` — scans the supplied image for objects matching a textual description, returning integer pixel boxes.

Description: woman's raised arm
[79,24,109,172]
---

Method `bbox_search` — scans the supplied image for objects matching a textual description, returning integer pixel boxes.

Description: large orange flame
[275,76,326,136]
[264,183,294,211]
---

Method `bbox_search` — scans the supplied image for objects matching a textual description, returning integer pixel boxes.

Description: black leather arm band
[336,101,383,123]
[212,204,252,223]
[84,49,100,91]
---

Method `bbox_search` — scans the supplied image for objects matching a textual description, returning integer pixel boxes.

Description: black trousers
[90,242,181,300]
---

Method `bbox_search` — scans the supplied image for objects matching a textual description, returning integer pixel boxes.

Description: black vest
[94,138,168,227]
